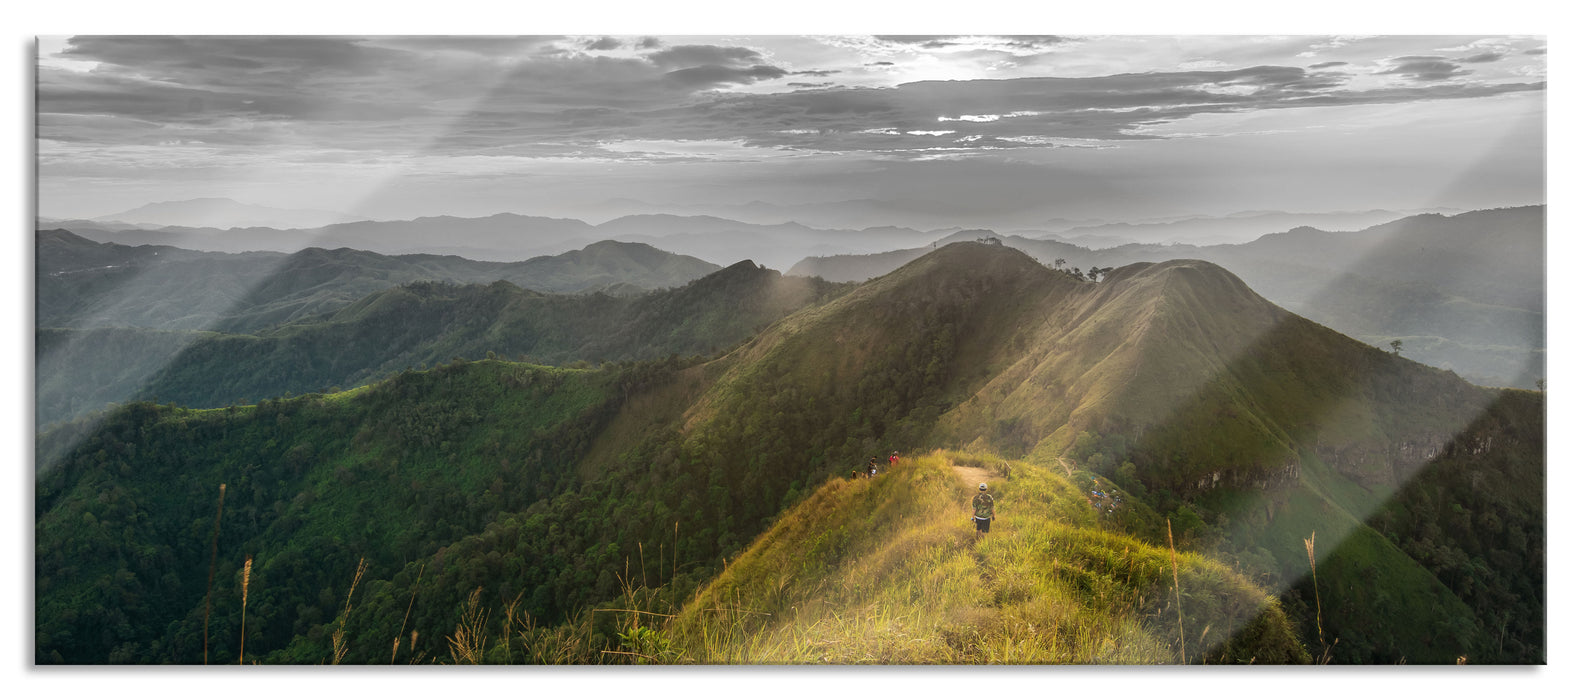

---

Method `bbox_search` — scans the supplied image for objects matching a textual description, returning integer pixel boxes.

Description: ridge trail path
[952,463,996,490]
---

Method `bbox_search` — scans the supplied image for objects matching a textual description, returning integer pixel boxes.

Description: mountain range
[37,260,847,429]
[1036,208,1464,247]
[35,241,1543,664]
[47,211,948,269]
[580,197,1455,238]
[789,206,1545,389]
[37,230,721,333]
[41,203,1545,393]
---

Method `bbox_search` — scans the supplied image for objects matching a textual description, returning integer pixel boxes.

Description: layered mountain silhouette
[36,253,842,429]
[34,241,1542,664]
[37,230,721,333]
[56,210,947,268]
[789,206,1544,389]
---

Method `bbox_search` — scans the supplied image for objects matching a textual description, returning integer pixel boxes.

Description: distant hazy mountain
[64,213,603,262]
[588,196,1102,232]
[588,214,944,270]
[37,217,148,232]
[92,197,361,230]
[37,231,720,334]
[1045,208,1465,247]
[62,211,944,268]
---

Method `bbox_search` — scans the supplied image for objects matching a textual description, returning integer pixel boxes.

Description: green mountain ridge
[34,242,1542,664]
[37,260,846,430]
[787,206,1544,389]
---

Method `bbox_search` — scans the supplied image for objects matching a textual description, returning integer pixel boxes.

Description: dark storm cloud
[39,62,422,128]
[38,36,1546,164]
[1458,52,1504,63]
[999,36,1074,49]
[872,35,961,49]
[683,65,1540,155]
[637,37,663,49]
[41,36,778,155]
[869,61,895,66]
[1379,55,1471,82]
[1524,48,1546,55]
[646,44,766,69]
[1308,61,1348,69]
[663,64,790,89]
[872,35,1070,52]
[584,36,623,51]
[792,69,841,76]
[45,36,450,129]
[363,36,565,55]
[63,35,414,78]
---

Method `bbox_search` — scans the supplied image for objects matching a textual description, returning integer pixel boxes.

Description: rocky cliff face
[1191,458,1303,494]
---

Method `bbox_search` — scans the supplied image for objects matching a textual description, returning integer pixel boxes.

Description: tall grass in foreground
[447,588,490,664]
[239,555,252,664]
[330,558,367,664]
[1304,531,1333,664]
[308,449,1305,664]
[391,563,424,664]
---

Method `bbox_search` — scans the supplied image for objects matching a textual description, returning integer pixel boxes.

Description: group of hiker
[851,451,901,480]
[1088,478,1121,517]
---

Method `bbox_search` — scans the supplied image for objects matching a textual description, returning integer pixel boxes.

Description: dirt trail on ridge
[952,464,996,490]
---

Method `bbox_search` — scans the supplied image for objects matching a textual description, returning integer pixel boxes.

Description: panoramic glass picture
[34,35,1544,665]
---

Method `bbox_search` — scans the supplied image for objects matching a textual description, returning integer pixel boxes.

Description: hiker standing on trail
[971,483,995,540]
[870,456,879,477]
[889,451,900,469]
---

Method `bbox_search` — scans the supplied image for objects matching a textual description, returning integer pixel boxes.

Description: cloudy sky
[37,33,1546,225]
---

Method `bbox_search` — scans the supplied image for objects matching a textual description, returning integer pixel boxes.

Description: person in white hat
[971,482,995,540]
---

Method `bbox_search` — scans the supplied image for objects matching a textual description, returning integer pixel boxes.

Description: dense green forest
[36,359,689,663]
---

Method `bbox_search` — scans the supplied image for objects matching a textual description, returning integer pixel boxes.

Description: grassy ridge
[787,206,1545,388]
[669,451,1307,664]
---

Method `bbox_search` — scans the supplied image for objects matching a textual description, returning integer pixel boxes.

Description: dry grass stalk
[446,587,489,664]
[1304,532,1321,638]
[239,555,252,664]
[391,563,425,664]
[331,557,368,665]
[501,592,523,665]
[1304,531,1328,663]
